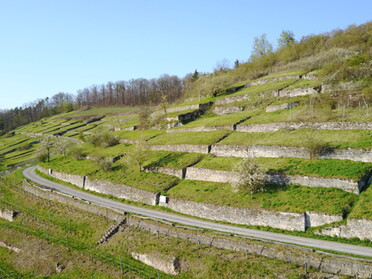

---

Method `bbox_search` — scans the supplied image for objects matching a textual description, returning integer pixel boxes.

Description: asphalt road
[23,166,372,258]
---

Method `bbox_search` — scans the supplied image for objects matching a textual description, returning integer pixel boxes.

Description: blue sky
[0,0,371,110]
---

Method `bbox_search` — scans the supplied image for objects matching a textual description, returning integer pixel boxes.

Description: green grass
[253,70,305,81]
[284,78,322,89]
[41,156,179,193]
[147,130,231,145]
[174,110,252,128]
[195,156,372,180]
[218,129,372,149]
[167,180,356,214]
[61,107,139,118]
[114,129,164,141]
[144,151,205,169]
[349,183,372,219]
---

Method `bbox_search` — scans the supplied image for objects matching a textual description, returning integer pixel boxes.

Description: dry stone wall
[184,167,362,193]
[84,178,158,205]
[39,167,85,188]
[273,87,319,97]
[213,106,243,115]
[210,144,372,163]
[160,197,305,231]
[321,81,363,93]
[317,219,372,241]
[215,94,250,105]
[38,167,159,205]
[167,125,233,133]
[265,102,297,112]
[127,216,372,278]
[305,212,343,228]
[150,144,210,154]
[245,75,301,87]
[143,166,185,179]
[236,121,372,132]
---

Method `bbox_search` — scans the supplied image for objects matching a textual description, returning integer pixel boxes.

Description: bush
[85,132,119,148]
[91,154,112,172]
[231,157,266,194]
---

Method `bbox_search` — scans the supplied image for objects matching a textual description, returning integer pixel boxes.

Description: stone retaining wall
[184,167,362,193]
[38,167,85,188]
[265,102,297,112]
[213,106,243,115]
[127,216,372,278]
[321,81,363,93]
[38,167,159,205]
[143,166,185,179]
[245,75,301,87]
[160,197,305,231]
[215,94,250,105]
[150,144,210,154]
[210,144,372,163]
[22,180,123,221]
[236,121,372,132]
[317,219,372,241]
[84,178,159,205]
[167,125,233,133]
[273,87,319,97]
[167,102,212,114]
[305,212,343,228]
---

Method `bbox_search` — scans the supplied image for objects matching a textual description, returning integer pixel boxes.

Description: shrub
[231,157,266,194]
[85,132,119,148]
[91,154,112,172]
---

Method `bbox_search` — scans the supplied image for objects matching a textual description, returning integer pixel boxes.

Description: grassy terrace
[114,129,164,141]
[195,156,372,181]
[217,130,372,149]
[144,151,205,169]
[41,157,179,193]
[166,180,356,215]
[147,130,231,145]
[62,107,139,118]
[349,184,372,219]
[173,110,252,128]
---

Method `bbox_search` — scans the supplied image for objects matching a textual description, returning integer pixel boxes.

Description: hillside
[1,22,372,278]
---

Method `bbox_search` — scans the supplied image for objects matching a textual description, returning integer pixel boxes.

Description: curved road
[23,166,372,258]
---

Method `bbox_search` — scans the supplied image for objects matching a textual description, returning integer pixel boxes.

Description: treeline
[0,74,183,133]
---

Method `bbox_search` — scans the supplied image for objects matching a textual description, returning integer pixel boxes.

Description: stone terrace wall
[166,104,199,113]
[161,198,305,231]
[38,167,159,205]
[127,217,372,278]
[213,106,243,115]
[143,167,185,179]
[150,144,210,154]
[85,178,158,205]
[131,252,180,275]
[305,212,343,228]
[265,102,297,112]
[273,87,319,97]
[215,94,250,105]
[38,167,85,188]
[167,125,233,133]
[210,144,372,163]
[22,180,123,221]
[236,122,372,133]
[318,219,372,241]
[184,167,361,193]
[245,75,301,87]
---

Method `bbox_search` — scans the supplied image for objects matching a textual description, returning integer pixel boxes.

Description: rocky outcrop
[131,252,180,275]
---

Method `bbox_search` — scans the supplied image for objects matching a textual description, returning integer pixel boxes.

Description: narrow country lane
[22,166,372,258]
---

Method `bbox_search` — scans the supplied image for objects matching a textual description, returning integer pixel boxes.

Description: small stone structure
[265,102,297,112]
[131,252,180,275]
[0,209,17,222]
